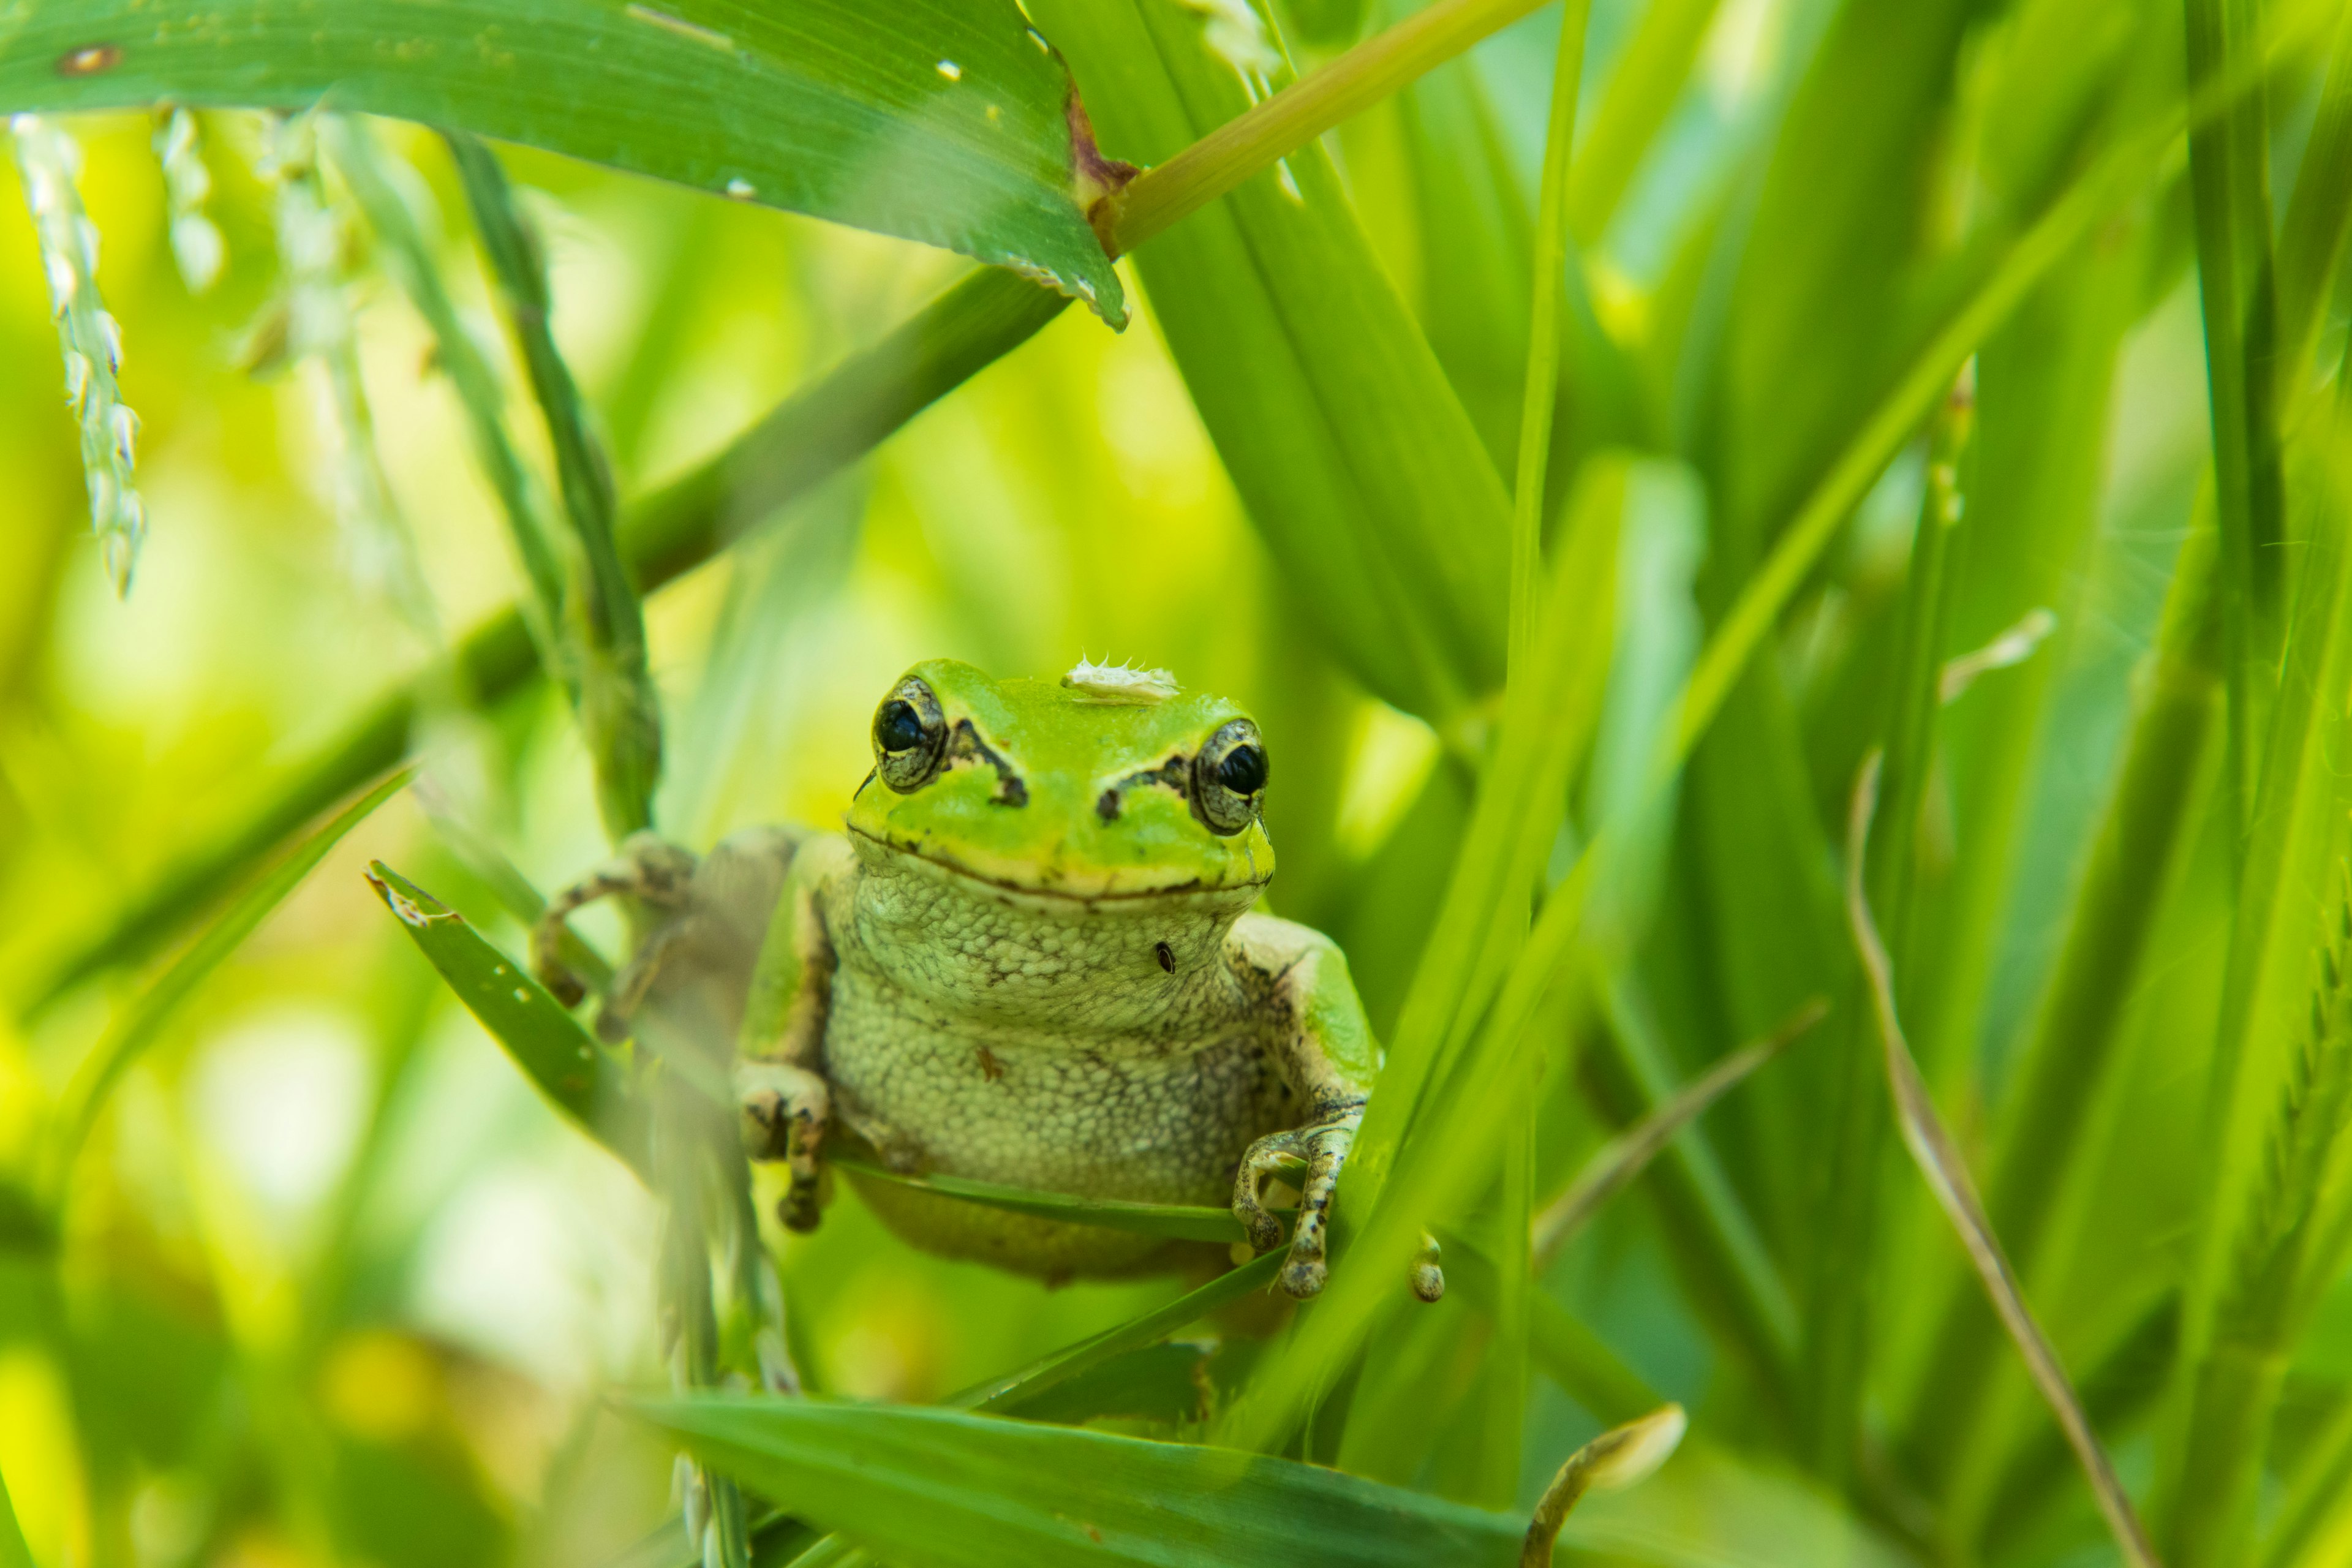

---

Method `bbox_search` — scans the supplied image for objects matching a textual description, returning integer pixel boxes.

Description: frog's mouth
[847,823,1267,904]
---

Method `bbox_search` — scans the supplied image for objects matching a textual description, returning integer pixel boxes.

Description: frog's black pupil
[876,699,927,753]
[1218,744,1268,796]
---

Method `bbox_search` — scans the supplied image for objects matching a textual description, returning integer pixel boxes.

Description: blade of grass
[2262,1388,2352,1568]
[1843,752,2159,1568]
[1564,0,1723,244]
[364,861,642,1169]
[1519,1406,1687,1567]
[41,766,415,1199]
[447,131,660,842]
[322,116,567,655]
[1802,375,1972,1482]
[831,1158,1248,1245]
[2273,4,2352,400]
[635,1391,1537,1568]
[1532,998,1825,1269]
[0,1470,31,1568]
[1507,0,1594,675]
[2184,0,2286,839]
[1902,510,2221,1482]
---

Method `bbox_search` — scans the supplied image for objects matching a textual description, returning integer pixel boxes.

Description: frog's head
[844,658,1275,900]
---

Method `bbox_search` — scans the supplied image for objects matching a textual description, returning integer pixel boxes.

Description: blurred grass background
[1,0,2348,1559]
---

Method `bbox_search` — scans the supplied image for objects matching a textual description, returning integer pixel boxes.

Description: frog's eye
[1192,719,1268,835]
[873,677,948,791]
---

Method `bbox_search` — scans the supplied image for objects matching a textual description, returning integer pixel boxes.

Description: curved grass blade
[365,861,644,1172]
[1842,753,2158,1567]
[831,1157,1246,1245]
[1518,1406,1686,1567]
[1530,998,1824,1270]
[43,766,415,1196]
[0,0,1123,320]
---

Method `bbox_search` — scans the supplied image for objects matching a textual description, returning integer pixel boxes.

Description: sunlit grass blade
[831,1158,1248,1246]
[322,116,567,650]
[42,766,415,1197]
[365,861,643,1170]
[0,0,1123,317]
[447,132,660,840]
[634,1391,1535,1567]
[1843,753,2158,1568]
[1518,1405,1686,1567]
[1532,997,1824,1269]
[1564,0,1721,244]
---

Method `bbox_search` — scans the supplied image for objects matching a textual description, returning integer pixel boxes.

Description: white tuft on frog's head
[1060,658,1180,706]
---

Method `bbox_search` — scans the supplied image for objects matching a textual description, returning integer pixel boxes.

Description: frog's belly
[823,1003,1285,1276]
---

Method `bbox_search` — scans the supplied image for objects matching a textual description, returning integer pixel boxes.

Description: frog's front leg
[1229,916,1441,1303]
[737,835,853,1234]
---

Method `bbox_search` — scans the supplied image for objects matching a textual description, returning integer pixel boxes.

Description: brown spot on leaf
[56,43,123,77]
[1067,91,1137,255]
[975,1046,1005,1083]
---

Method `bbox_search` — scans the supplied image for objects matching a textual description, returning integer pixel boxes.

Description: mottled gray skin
[533,662,1412,1299]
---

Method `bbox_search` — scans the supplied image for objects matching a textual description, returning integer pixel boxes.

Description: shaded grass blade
[1532,997,1825,1269]
[0,0,1123,317]
[1843,753,2158,1567]
[365,861,643,1170]
[43,766,415,1196]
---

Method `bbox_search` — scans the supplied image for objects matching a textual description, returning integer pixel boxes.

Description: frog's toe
[739,1060,832,1233]
[1281,1254,1328,1298]
[1410,1231,1446,1303]
[1233,1129,1306,1256]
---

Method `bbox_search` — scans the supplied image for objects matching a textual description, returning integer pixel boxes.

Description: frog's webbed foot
[530,832,699,1010]
[1235,1099,1362,1299]
[739,1059,831,1234]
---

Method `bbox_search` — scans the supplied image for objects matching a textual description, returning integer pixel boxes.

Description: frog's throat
[846,824,1268,905]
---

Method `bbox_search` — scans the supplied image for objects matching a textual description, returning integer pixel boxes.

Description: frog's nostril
[1097,788,1120,823]
[1156,941,1175,972]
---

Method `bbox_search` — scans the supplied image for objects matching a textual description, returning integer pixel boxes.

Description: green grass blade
[1033,0,1511,722]
[1902,514,2221,1482]
[322,116,567,650]
[0,1469,32,1568]
[447,131,661,840]
[635,1392,1532,1568]
[42,766,415,1196]
[365,861,643,1170]
[953,1257,1281,1415]
[1564,0,1722,244]
[1843,756,2159,1567]
[1507,0,1593,675]
[0,0,1123,318]
[2184,0,2286,836]
[2273,6,2352,398]
[831,1159,1246,1246]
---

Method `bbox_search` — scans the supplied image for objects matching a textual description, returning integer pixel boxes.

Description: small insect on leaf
[56,45,124,77]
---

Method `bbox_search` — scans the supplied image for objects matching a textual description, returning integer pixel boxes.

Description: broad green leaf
[0,0,1124,321]
[833,1158,1246,1245]
[44,767,415,1194]
[365,861,643,1170]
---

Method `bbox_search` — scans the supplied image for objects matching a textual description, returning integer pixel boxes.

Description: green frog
[530,658,1436,1302]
